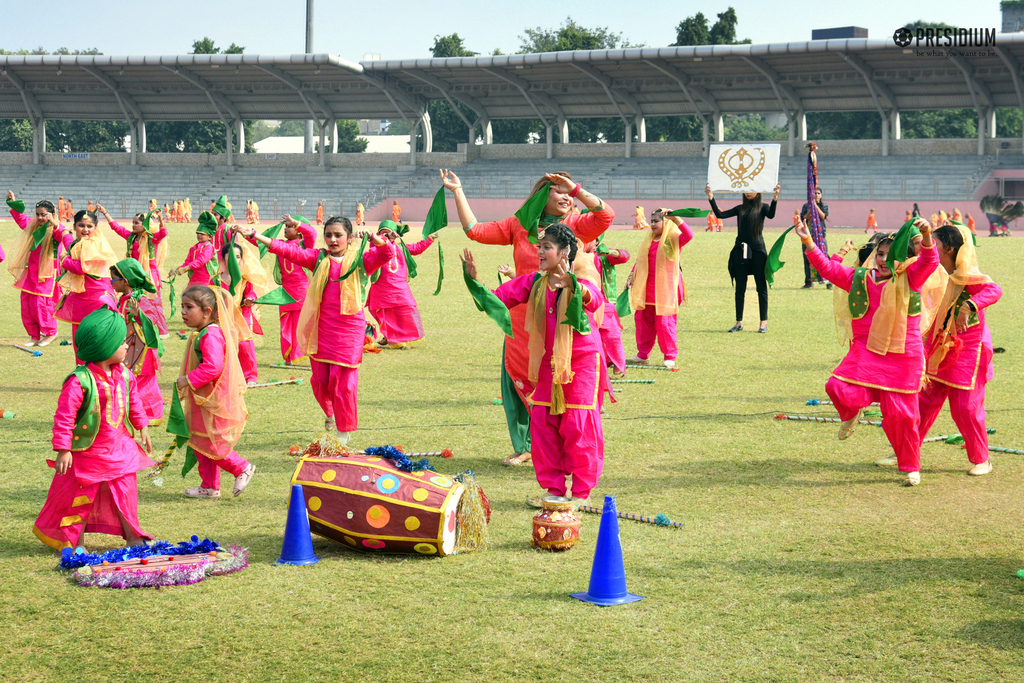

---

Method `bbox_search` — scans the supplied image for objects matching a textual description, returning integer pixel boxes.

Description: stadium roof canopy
[2,34,1023,159]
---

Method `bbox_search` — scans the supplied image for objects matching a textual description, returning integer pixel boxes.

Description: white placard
[707,144,780,193]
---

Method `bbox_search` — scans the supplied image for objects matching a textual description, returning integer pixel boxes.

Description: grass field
[0,217,1022,682]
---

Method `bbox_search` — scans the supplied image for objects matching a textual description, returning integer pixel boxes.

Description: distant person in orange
[633,205,649,230]
[251,200,259,223]
[65,199,74,219]
[965,212,977,234]
[184,198,192,222]
[316,201,324,225]
[866,208,877,234]
[792,209,801,228]
[87,200,95,212]
[163,203,170,222]
[905,208,912,223]
[930,213,940,229]
[356,203,365,226]
[952,208,963,224]
[391,200,401,223]
[245,200,254,224]
[57,197,66,221]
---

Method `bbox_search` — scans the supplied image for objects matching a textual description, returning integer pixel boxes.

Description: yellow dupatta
[219,239,272,335]
[296,247,365,357]
[926,224,992,373]
[524,273,574,415]
[629,218,682,316]
[59,227,119,294]
[7,218,57,285]
[177,287,249,460]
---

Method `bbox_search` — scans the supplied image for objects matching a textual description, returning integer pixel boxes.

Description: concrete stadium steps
[1,154,1018,217]
[399,155,994,202]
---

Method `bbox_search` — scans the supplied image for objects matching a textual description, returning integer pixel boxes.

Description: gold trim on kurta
[33,525,71,549]
[831,372,923,395]
[926,342,984,391]
[530,352,602,410]
[71,495,92,507]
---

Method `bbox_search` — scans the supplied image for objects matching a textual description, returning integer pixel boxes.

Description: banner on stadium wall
[707,143,780,193]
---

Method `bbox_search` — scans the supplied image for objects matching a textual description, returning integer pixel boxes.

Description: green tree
[425,33,479,152]
[723,114,787,141]
[900,110,976,139]
[0,119,33,152]
[519,18,627,53]
[673,7,750,46]
[145,38,255,153]
[274,120,367,153]
[644,116,704,142]
[806,112,880,140]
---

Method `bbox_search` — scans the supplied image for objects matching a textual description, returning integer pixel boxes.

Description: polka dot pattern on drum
[376,474,401,495]
[366,505,391,529]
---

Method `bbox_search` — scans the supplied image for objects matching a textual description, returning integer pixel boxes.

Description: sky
[0,1,1005,60]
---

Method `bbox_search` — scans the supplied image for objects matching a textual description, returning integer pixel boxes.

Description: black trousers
[734,252,768,322]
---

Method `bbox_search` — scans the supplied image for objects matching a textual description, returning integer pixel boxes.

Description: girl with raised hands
[235,217,394,445]
[795,217,938,486]
[6,191,61,346]
[367,219,436,349]
[460,223,606,509]
[440,168,613,467]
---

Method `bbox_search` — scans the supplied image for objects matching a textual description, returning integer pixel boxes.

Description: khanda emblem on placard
[718,146,766,189]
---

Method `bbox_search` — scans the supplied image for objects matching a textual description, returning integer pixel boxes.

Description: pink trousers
[634,308,677,361]
[238,340,258,383]
[530,405,604,499]
[33,471,150,549]
[371,305,424,344]
[279,310,303,362]
[136,351,164,422]
[21,291,57,339]
[919,381,989,465]
[311,360,359,432]
[197,451,249,490]
[826,377,921,473]
[600,303,626,373]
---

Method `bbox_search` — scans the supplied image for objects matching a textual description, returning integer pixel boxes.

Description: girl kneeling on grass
[176,285,255,499]
[461,224,606,509]
[33,308,155,552]
[235,217,394,445]
[795,217,938,486]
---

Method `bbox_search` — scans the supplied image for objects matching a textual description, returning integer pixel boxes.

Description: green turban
[196,211,217,236]
[212,195,231,219]
[112,258,156,294]
[75,308,127,363]
[378,219,398,232]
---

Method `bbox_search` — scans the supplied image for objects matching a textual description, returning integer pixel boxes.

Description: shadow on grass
[957,620,1024,651]
[623,458,901,489]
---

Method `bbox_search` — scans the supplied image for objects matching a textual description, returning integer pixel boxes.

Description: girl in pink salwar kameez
[626,209,693,368]
[6,192,61,346]
[238,217,394,445]
[461,224,606,508]
[33,308,155,551]
[176,285,255,499]
[216,240,271,385]
[110,258,165,424]
[171,212,217,288]
[99,204,170,335]
[367,219,436,348]
[796,218,939,486]
[919,223,1002,476]
[54,209,119,361]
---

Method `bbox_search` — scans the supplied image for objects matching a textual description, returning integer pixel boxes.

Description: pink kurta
[179,242,214,288]
[55,231,116,325]
[108,220,167,292]
[367,238,434,344]
[252,223,315,362]
[926,282,1002,390]
[117,293,164,422]
[492,273,605,498]
[807,245,939,393]
[9,208,60,296]
[634,227,691,362]
[466,207,615,402]
[186,326,250,489]
[33,364,155,549]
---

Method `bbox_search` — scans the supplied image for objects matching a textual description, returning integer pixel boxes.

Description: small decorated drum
[292,453,466,556]
[532,496,582,551]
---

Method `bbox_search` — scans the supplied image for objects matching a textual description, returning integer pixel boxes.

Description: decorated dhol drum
[292,453,466,556]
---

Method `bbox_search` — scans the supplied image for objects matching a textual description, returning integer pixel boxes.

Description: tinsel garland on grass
[71,546,248,589]
[452,470,492,554]
[59,535,221,570]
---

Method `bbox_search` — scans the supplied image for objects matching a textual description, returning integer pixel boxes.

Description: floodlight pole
[304,0,315,156]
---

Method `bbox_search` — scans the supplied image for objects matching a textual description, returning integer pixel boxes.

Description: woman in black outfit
[705,183,780,333]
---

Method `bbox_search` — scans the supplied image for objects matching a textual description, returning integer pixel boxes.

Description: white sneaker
[36,334,57,347]
[874,454,898,467]
[24,339,37,347]
[626,355,647,365]
[233,463,256,497]
[664,359,676,368]
[903,472,921,487]
[335,430,352,446]
[968,461,993,476]
[570,496,591,511]
[184,486,221,498]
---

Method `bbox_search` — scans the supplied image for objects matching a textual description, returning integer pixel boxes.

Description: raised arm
[297,222,317,248]
[492,273,537,310]
[440,169,479,230]
[906,219,938,291]
[405,238,435,256]
[606,249,630,265]
[98,205,132,240]
[362,240,397,275]
[965,282,1002,311]
[796,220,854,291]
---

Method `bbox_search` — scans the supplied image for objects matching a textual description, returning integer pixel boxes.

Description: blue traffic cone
[571,495,643,606]
[275,484,319,566]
